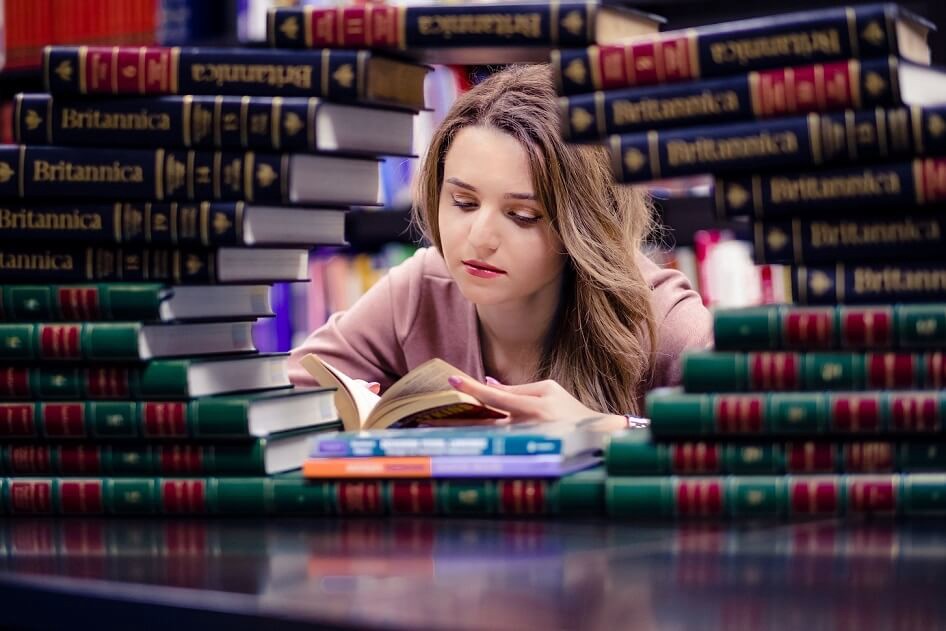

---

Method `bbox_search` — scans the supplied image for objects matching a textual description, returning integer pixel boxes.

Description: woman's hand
[447,375,627,431]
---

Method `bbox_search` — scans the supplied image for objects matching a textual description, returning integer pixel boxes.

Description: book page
[376,358,473,406]
[299,353,380,430]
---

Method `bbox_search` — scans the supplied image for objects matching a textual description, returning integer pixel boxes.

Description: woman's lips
[462,259,506,279]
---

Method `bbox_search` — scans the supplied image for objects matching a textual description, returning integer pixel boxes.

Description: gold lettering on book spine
[708,29,842,67]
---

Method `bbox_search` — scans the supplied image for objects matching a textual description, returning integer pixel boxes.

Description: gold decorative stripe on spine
[364,4,374,44]
[786,67,797,112]
[783,266,794,303]
[754,222,765,263]
[213,96,223,147]
[137,47,147,93]
[876,107,888,157]
[235,201,245,244]
[913,159,925,205]
[808,114,823,165]
[798,267,807,305]
[182,95,193,146]
[850,60,862,109]
[647,131,661,179]
[550,0,559,46]
[113,203,122,242]
[752,175,763,218]
[846,8,859,59]
[110,46,119,93]
[78,46,88,94]
[85,247,94,280]
[186,151,195,199]
[792,218,803,264]
[155,149,165,200]
[18,146,25,197]
[336,5,343,43]
[748,71,761,117]
[281,154,290,202]
[304,6,313,47]
[585,1,594,43]
[170,197,178,242]
[267,8,275,46]
[889,57,901,105]
[594,91,606,138]
[244,152,255,202]
[213,151,222,199]
[357,51,367,100]
[654,38,665,83]
[145,203,153,242]
[551,50,563,93]
[199,201,209,246]
[240,96,250,148]
[172,250,181,283]
[687,30,700,79]
[321,50,330,97]
[837,263,845,303]
[397,5,407,50]
[43,46,51,92]
[845,110,857,160]
[609,135,622,180]
[271,97,282,150]
[911,106,924,155]
[714,177,725,219]
[307,98,318,150]
[170,48,180,93]
[814,62,825,110]
[589,46,602,91]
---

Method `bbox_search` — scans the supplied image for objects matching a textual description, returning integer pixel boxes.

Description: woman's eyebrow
[446,177,536,200]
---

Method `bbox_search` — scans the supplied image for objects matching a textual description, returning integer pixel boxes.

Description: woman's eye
[510,212,541,225]
[452,197,477,209]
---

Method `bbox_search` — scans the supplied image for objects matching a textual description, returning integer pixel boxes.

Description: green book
[714,304,946,351]
[606,431,946,475]
[0,388,337,440]
[646,388,946,437]
[0,427,341,476]
[606,474,946,519]
[0,321,255,361]
[0,468,605,516]
[0,353,291,399]
[0,283,274,322]
[682,350,944,392]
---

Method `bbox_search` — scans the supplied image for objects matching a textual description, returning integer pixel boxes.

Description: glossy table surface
[0,517,943,631]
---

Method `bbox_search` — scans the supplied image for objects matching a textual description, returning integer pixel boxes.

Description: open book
[299,353,507,431]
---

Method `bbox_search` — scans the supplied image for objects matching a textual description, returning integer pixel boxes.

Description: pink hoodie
[289,247,713,407]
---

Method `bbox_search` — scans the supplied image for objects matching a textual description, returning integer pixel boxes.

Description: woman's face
[438,125,566,307]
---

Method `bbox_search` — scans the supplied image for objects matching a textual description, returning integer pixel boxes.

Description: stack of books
[0,40,429,515]
[554,3,946,519]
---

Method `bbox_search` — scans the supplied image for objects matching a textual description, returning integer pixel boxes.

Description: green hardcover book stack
[551,3,946,520]
[0,31,440,516]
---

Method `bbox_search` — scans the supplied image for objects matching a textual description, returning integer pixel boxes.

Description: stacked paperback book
[0,36,428,514]
[560,2,946,519]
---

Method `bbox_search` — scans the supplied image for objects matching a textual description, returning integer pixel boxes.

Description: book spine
[0,244,230,284]
[0,362,198,400]
[0,202,248,247]
[561,57,901,141]
[44,45,381,102]
[713,304,946,351]
[312,434,564,457]
[753,214,946,265]
[268,3,598,50]
[553,4,905,95]
[646,390,946,437]
[609,106,936,184]
[606,439,946,474]
[791,262,946,305]
[0,322,148,361]
[0,442,267,475]
[606,474,946,519]
[714,158,946,219]
[17,94,331,153]
[303,455,576,479]
[0,399,255,439]
[683,351,945,392]
[0,284,164,321]
[0,474,604,515]
[0,145,289,204]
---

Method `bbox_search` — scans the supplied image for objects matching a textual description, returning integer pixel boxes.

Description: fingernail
[485,376,501,385]
[494,417,511,425]
[447,376,463,387]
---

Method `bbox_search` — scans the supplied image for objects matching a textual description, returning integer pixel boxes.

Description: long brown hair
[412,64,658,415]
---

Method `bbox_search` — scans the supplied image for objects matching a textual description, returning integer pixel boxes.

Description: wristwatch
[623,414,650,429]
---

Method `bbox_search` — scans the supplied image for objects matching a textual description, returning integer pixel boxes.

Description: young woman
[289,64,713,431]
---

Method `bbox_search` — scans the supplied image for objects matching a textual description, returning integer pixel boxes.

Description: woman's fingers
[448,376,535,416]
